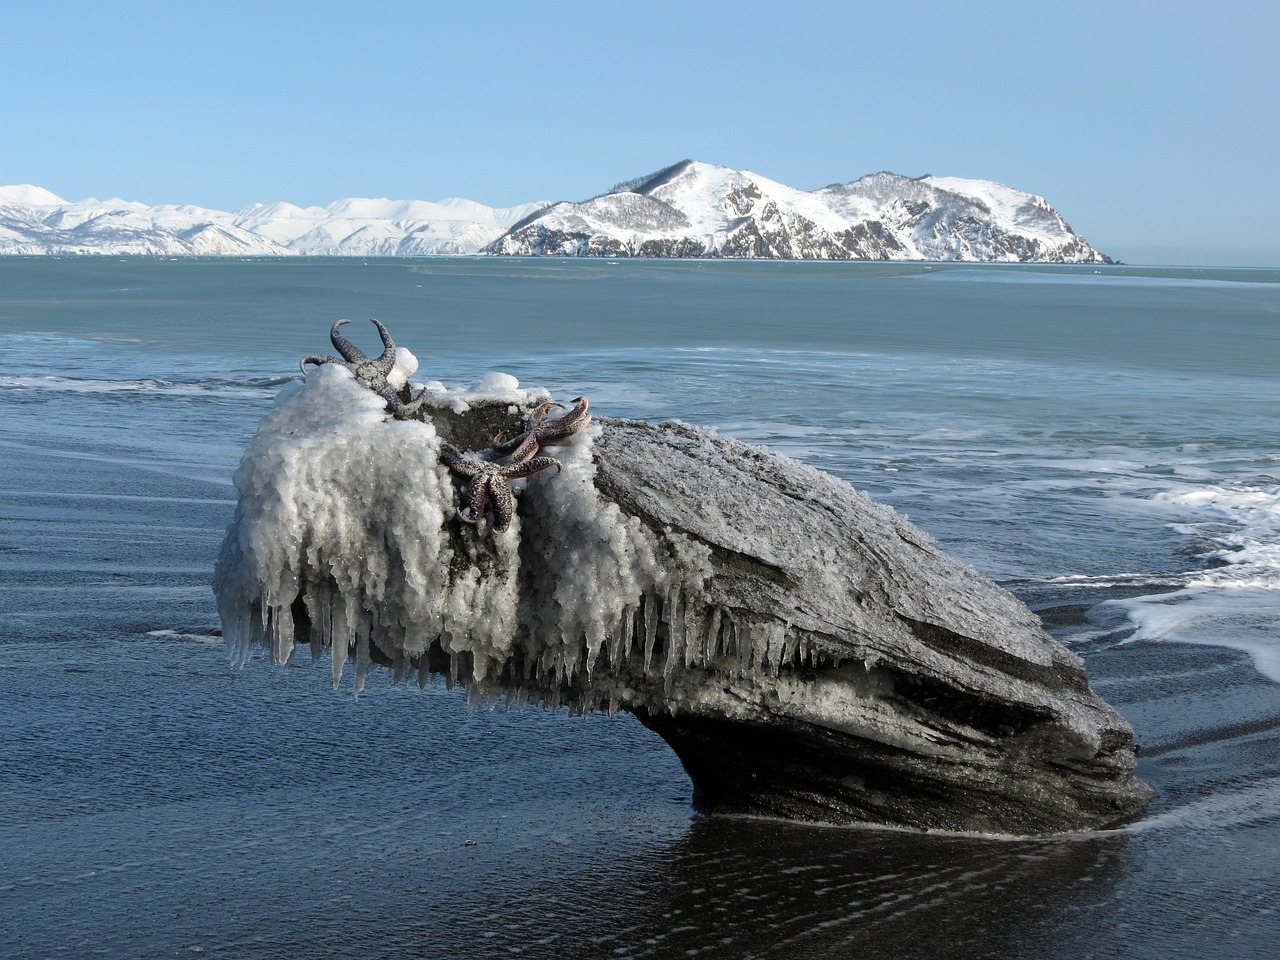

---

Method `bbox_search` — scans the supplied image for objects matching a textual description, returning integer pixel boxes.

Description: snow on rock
[214,359,1152,833]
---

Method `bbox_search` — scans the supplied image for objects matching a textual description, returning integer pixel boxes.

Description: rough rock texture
[216,385,1152,835]
[586,418,1152,833]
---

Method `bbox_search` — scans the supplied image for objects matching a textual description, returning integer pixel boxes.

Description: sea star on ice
[439,445,561,533]
[492,396,592,462]
[300,318,425,419]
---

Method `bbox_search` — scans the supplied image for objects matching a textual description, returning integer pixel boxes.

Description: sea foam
[1109,481,1280,681]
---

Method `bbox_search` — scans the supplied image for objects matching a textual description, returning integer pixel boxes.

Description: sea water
[1,257,1278,958]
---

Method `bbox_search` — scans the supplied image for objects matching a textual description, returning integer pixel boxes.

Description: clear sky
[4,1,1278,266]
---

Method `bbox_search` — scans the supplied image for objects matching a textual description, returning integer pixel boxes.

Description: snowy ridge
[491,160,1111,263]
[232,196,547,255]
[0,161,1110,261]
[0,185,547,256]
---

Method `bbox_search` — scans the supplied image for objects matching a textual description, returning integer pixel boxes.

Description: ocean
[1,257,1278,959]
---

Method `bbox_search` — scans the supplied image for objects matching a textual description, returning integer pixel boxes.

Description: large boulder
[215,367,1153,834]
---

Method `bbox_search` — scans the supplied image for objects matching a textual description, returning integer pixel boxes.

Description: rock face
[214,373,1151,835]
[588,418,1150,832]
[488,160,1113,263]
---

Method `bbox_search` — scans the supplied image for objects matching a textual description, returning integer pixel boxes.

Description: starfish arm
[488,478,514,532]
[503,455,562,479]
[440,447,483,477]
[368,379,404,407]
[539,412,592,444]
[545,399,593,442]
[494,434,541,465]
[528,401,566,425]
[329,319,371,365]
[532,396,592,445]
[465,476,490,524]
[391,388,428,420]
[368,318,399,374]
[492,401,564,453]
[299,354,342,374]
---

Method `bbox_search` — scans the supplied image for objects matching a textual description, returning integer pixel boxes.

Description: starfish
[439,445,561,533]
[492,396,592,462]
[300,318,425,419]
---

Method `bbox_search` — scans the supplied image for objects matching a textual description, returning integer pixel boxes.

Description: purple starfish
[492,396,592,462]
[439,445,561,533]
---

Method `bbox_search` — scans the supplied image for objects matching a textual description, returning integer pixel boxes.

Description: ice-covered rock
[214,369,1152,834]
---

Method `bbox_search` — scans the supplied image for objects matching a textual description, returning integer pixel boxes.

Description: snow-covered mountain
[489,160,1111,263]
[231,196,547,256]
[0,186,291,255]
[0,162,1111,262]
[0,186,545,256]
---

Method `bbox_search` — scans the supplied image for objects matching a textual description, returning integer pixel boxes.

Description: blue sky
[4,1,1278,266]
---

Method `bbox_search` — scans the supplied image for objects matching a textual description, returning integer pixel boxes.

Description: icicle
[663,584,684,682]
[391,649,413,685]
[643,592,659,673]
[585,630,601,679]
[330,592,353,688]
[281,598,301,664]
[353,624,372,696]
[780,630,794,673]
[705,608,722,664]
[471,646,490,684]
[683,592,702,668]
[609,606,631,674]
[331,640,349,689]
[770,624,784,677]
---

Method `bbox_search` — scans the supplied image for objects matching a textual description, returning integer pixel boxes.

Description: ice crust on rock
[215,365,468,691]
[214,365,691,702]
[214,369,1153,833]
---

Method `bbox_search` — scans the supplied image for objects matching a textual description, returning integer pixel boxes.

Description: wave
[0,373,296,397]
[1086,480,1280,682]
[1125,775,1280,834]
[909,265,1280,289]
[145,629,223,645]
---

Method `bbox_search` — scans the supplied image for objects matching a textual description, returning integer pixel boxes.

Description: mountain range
[0,161,1111,262]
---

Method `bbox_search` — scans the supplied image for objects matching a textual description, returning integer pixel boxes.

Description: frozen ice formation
[214,358,1153,835]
